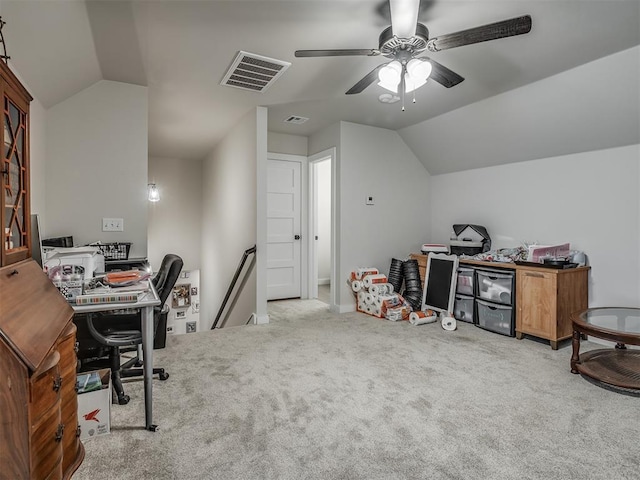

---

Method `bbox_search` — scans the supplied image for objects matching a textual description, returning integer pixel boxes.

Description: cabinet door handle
[524,272,545,278]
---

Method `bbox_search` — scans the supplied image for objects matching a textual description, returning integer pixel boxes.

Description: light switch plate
[102,217,124,232]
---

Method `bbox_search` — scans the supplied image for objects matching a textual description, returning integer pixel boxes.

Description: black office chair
[85,254,183,405]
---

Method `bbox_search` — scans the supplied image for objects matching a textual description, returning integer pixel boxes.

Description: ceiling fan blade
[346,64,387,95]
[420,57,465,88]
[426,15,532,52]
[389,0,420,38]
[295,49,379,58]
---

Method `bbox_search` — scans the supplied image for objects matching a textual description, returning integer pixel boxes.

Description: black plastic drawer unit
[476,299,515,336]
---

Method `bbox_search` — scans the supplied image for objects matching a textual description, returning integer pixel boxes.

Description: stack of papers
[75,290,144,305]
[527,243,570,262]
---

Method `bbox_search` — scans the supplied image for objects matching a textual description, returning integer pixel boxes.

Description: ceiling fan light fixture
[389,0,420,38]
[378,60,402,91]
[378,58,431,94]
[407,58,432,80]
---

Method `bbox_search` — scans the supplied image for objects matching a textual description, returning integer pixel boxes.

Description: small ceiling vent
[221,51,291,93]
[284,115,309,125]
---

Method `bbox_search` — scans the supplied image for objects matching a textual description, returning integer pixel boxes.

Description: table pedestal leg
[570,329,581,374]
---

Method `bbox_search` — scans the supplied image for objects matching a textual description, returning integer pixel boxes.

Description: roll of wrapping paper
[409,310,438,326]
[351,280,363,292]
[362,273,388,289]
[378,294,402,308]
[370,283,393,296]
[364,293,375,305]
[386,305,410,321]
[352,267,379,281]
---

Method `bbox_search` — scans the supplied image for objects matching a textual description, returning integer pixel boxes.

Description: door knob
[294,235,301,240]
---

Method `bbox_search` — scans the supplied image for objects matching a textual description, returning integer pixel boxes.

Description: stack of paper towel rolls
[349,268,409,320]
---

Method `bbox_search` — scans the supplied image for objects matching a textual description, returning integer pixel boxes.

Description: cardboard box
[77,368,111,441]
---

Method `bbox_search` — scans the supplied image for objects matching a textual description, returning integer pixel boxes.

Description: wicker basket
[92,242,132,260]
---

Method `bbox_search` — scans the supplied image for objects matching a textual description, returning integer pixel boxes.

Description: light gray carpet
[74,299,638,480]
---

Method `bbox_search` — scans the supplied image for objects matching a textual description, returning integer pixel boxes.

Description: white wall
[45,80,148,257]
[429,144,640,307]
[147,156,202,272]
[201,108,262,329]
[310,121,431,311]
[267,132,308,156]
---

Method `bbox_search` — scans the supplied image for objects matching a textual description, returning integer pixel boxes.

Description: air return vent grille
[221,51,291,92]
[284,115,309,125]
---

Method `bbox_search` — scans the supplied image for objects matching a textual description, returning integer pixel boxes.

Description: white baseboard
[317,278,330,286]
[253,313,270,325]
[336,304,356,314]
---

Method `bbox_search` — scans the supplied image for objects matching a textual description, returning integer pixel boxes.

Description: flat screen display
[30,214,44,268]
[421,253,459,314]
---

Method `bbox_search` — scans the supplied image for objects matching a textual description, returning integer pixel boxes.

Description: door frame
[307,148,337,310]
[266,152,308,299]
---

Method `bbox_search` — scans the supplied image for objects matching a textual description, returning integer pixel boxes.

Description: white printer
[44,246,105,280]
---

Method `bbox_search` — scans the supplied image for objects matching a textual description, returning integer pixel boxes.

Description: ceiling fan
[295,0,532,109]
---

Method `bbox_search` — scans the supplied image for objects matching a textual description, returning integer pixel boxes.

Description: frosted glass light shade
[148,183,160,202]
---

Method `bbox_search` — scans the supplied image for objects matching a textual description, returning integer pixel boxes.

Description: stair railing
[211,245,256,329]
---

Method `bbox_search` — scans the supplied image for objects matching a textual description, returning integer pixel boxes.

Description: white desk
[72,283,161,431]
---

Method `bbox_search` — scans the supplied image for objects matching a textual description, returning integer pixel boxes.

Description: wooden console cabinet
[410,254,589,349]
[0,259,84,479]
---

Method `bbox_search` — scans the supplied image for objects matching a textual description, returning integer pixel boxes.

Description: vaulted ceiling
[3,1,639,167]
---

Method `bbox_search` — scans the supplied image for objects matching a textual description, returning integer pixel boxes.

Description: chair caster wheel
[117,394,130,405]
[159,372,169,381]
[147,424,159,432]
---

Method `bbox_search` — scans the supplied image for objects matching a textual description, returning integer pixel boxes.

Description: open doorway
[308,149,334,307]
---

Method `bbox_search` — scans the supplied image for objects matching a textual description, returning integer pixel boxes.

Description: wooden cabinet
[0,60,32,267]
[516,266,589,349]
[0,260,84,479]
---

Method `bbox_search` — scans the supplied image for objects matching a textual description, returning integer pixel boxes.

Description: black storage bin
[454,294,474,323]
[476,299,514,336]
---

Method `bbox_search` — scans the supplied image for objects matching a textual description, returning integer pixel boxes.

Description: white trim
[308,147,337,312]
[256,107,269,323]
[252,313,270,325]
[317,278,330,285]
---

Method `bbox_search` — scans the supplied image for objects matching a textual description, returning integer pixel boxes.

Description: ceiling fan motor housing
[379,23,429,57]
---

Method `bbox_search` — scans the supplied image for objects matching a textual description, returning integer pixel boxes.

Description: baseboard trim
[336,304,356,314]
[253,313,270,325]
[317,278,330,286]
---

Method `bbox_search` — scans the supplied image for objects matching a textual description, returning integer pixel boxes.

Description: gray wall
[147,156,203,272]
[45,80,148,257]
[310,121,432,311]
[201,108,262,329]
[399,46,640,175]
[429,145,640,308]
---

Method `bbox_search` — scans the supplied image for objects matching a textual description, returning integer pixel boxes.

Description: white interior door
[267,158,301,300]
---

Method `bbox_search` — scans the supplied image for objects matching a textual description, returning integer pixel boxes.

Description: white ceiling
[2,0,639,165]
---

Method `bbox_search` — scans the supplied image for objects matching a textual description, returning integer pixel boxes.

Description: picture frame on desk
[172,283,191,308]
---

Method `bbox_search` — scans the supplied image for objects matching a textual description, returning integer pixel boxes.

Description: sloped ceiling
[2,1,639,172]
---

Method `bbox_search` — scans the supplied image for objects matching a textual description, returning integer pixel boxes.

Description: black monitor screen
[422,254,458,314]
[30,214,44,268]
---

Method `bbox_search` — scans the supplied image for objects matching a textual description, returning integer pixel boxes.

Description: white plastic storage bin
[456,267,474,296]
[454,294,474,323]
[476,299,514,336]
[476,269,514,305]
